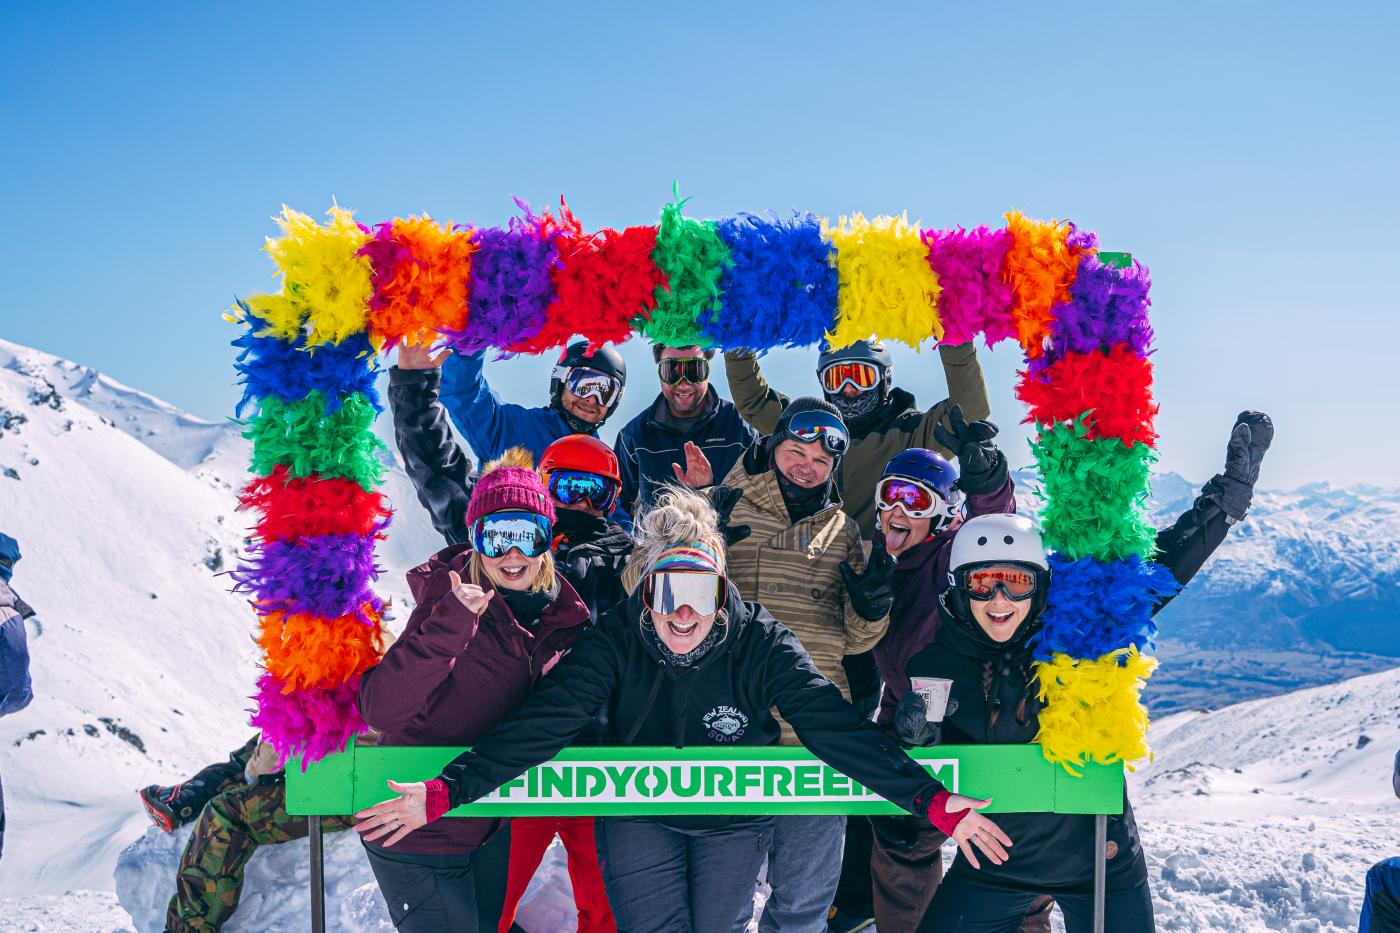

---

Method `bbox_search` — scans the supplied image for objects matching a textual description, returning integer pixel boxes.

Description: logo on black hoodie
[703,705,749,743]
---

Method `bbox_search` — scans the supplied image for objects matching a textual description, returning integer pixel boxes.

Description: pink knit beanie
[465,454,556,529]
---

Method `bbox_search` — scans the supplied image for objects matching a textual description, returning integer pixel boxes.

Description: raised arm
[838,525,894,655]
[388,359,473,546]
[358,568,481,733]
[0,604,33,717]
[723,350,788,436]
[910,342,993,455]
[438,350,552,461]
[1153,412,1274,611]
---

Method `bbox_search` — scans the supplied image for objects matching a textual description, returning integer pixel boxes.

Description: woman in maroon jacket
[357,449,593,933]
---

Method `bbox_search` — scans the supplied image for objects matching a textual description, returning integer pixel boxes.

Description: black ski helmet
[550,340,627,430]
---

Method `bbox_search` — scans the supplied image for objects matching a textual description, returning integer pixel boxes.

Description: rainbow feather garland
[228,194,1163,773]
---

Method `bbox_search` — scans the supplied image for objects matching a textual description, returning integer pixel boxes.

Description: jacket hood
[734,447,841,527]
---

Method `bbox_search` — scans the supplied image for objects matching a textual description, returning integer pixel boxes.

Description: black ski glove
[894,689,940,747]
[933,405,1008,496]
[710,486,752,547]
[1202,411,1274,523]
[839,535,896,622]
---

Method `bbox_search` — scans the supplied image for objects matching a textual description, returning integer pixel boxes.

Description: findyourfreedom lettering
[475,759,959,806]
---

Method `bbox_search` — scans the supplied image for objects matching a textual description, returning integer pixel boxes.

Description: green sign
[286,745,1123,817]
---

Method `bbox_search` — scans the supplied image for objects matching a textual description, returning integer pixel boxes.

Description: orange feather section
[363,216,476,350]
[1003,212,1089,357]
[256,606,386,693]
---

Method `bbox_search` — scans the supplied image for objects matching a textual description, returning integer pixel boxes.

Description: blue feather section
[1030,554,1180,661]
[705,213,838,352]
[232,302,382,417]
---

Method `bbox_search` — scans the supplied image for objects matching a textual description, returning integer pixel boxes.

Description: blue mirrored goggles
[470,511,554,559]
[547,470,620,512]
[782,410,850,456]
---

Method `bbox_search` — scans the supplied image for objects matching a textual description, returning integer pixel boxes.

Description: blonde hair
[482,446,538,474]
[632,484,727,575]
[469,548,557,594]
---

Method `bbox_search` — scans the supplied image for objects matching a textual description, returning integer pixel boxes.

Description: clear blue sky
[2,2,1396,488]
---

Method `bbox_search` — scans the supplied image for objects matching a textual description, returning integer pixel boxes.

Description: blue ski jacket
[0,580,33,717]
[438,351,588,462]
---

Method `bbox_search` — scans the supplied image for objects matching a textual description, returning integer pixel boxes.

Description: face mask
[829,386,882,422]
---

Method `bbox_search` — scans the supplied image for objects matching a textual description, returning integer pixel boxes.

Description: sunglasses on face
[645,570,725,616]
[657,357,710,387]
[962,564,1039,601]
[547,470,620,512]
[565,367,622,408]
[470,510,554,559]
[875,476,963,521]
[782,410,850,456]
[819,361,880,394]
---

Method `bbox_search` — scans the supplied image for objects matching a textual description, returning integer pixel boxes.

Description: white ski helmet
[945,514,1051,624]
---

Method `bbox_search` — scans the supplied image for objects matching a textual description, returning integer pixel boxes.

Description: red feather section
[1016,346,1159,447]
[239,464,391,542]
[256,606,385,693]
[511,212,665,354]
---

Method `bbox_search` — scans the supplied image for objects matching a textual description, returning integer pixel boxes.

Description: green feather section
[1031,419,1157,561]
[643,190,732,347]
[243,391,387,491]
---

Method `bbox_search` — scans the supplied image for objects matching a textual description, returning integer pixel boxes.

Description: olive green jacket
[723,342,991,539]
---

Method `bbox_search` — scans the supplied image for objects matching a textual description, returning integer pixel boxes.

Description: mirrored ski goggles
[657,356,710,386]
[470,510,554,559]
[782,410,850,456]
[875,476,963,520]
[565,367,623,408]
[644,570,726,616]
[819,361,881,394]
[961,564,1040,601]
[546,470,620,512]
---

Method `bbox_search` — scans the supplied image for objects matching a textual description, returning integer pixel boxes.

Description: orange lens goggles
[963,565,1039,601]
[820,361,879,393]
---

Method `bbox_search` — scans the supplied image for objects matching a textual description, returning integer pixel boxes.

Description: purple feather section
[250,672,367,768]
[232,532,382,622]
[922,226,1016,347]
[1046,254,1154,359]
[448,200,563,355]
[1065,222,1100,251]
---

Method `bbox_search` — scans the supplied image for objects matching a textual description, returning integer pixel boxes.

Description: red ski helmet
[538,434,622,485]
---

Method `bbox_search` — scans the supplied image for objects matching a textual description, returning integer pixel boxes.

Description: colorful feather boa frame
[229,195,1159,772]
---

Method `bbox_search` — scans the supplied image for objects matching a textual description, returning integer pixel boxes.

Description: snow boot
[139,755,248,832]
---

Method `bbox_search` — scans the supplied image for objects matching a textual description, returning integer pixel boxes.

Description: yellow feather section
[823,213,943,350]
[1032,647,1158,775]
[243,205,373,347]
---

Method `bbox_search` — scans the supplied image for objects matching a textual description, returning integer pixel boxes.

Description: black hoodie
[437,583,944,830]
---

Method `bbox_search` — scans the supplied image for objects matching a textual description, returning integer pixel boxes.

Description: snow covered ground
[1,338,1396,932]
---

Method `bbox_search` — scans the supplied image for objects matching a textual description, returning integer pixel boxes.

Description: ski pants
[1361,857,1400,933]
[733,815,846,932]
[363,826,511,933]
[500,815,615,933]
[868,816,1052,933]
[595,815,773,933]
[166,778,351,933]
[915,871,1153,933]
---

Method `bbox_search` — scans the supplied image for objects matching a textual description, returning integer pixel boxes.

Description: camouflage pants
[166,777,351,932]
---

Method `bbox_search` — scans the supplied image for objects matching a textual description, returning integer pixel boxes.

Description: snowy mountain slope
[1129,665,1400,931]
[0,338,440,900]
